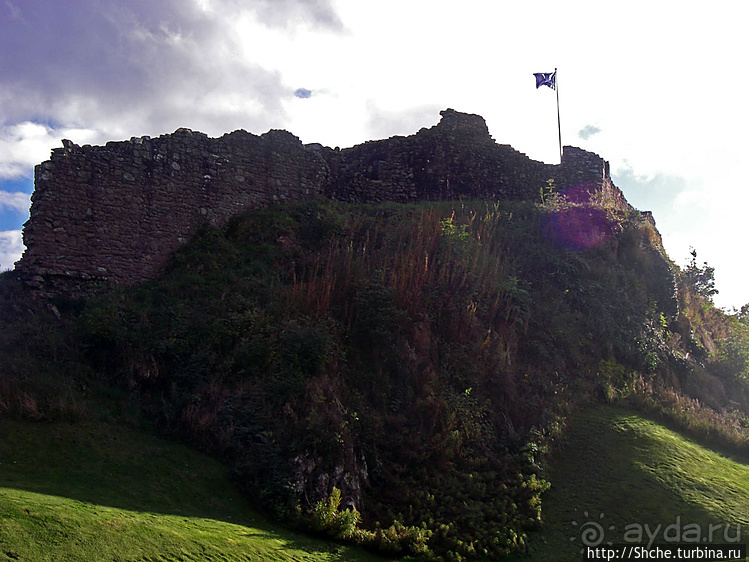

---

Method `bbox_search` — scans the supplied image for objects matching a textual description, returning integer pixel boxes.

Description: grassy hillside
[2,406,746,561]
[2,196,749,560]
[524,405,749,561]
[0,417,385,561]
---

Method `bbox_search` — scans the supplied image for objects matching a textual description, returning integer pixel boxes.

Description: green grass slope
[0,417,385,562]
[524,405,749,561]
[4,407,746,562]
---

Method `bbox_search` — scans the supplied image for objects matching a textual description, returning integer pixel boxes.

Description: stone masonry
[16,109,633,295]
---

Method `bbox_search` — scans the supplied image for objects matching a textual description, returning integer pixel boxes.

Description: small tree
[737,304,749,326]
[539,178,556,205]
[683,247,718,301]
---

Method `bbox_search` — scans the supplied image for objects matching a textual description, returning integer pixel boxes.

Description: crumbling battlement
[16,108,631,295]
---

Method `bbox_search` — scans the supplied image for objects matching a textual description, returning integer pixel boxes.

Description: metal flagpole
[555,68,562,164]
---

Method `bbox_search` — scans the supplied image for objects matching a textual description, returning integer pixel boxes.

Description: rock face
[16,108,631,295]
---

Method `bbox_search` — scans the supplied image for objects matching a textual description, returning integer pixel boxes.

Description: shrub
[310,487,361,540]
[308,488,432,554]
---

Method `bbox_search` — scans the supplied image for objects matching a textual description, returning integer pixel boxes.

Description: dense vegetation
[2,195,749,560]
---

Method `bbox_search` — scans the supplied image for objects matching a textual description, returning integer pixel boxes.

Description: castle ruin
[16,109,632,296]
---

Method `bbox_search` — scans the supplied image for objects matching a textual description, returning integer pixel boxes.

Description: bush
[310,487,361,540]
[308,488,431,555]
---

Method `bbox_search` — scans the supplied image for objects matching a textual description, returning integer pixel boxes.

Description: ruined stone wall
[17,108,629,294]
[329,110,627,206]
[19,127,330,292]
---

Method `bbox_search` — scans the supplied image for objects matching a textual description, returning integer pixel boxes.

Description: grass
[5,407,747,561]
[0,417,387,561]
[522,405,749,561]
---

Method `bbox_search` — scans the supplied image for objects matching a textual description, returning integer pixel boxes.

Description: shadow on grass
[0,417,386,561]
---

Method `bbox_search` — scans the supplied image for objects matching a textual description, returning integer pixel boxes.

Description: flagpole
[555,68,562,164]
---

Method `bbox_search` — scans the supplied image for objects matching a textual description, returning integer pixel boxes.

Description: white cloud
[0,122,98,179]
[0,191,30,213]
[0,0,344,145]
[0,122,56,178]
[365,103,444,141]
[0,230,23,272]
[578,125,601,141]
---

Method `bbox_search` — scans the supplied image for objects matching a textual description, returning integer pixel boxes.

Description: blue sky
[0,175,31,230]
[2,0,748,309]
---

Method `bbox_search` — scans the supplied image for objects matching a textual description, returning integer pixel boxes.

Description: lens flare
[542,188,614,250]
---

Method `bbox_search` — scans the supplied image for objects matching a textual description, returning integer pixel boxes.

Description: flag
[533,71,556,90]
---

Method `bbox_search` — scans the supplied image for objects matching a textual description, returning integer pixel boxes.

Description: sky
[1,0,747,310]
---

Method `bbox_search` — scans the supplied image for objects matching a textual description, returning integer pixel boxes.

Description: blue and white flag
[533,71,556,90]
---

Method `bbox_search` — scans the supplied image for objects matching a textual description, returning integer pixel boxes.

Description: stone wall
[16,108,631,295]
[19,127,330,292]
[330,109,622,205]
